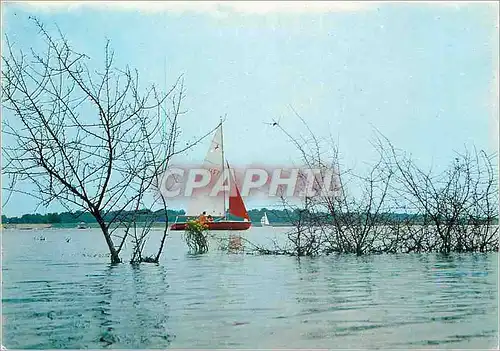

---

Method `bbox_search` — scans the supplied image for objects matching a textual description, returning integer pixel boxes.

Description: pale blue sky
[1,1,498,216]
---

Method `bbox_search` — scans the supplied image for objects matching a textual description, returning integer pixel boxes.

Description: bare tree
[2,18,199,263]
[376,133,498,254]
[277,194,326,257]
[266,112,498,256]
[319,156,394,256]
[462,150,499,252]
[266,110,394,256]
[248,113,497,256]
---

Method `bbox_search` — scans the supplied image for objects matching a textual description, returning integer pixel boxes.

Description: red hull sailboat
[170,220,251,231]
[170,121,251,231]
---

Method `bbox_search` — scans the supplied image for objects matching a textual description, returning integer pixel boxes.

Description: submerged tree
[2,18,198,264]
[269,110,394,256]
[376,134,499,254]
[255,109,498,256]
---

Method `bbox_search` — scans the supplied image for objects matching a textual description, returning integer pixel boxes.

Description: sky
[1,1,498,216]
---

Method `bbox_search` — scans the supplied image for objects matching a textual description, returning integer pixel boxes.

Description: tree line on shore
[3,209,496,227]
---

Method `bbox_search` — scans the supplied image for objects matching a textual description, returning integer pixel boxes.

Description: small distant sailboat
[260,212,270,226]
[77,222,89,229]
[170,121,251,231]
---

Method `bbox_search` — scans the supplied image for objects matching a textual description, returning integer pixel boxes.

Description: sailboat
[260,212,270,226]
[77,222,89,229]
[170,121,252,231]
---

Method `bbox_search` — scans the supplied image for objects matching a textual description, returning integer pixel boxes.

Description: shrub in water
[184,220,210,254]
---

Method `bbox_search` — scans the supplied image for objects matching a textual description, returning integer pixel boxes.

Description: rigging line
[220,118,226,220]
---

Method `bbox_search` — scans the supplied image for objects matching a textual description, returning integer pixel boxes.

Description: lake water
[1,227,498,349]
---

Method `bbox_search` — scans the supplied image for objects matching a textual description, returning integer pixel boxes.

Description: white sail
[260,212,270,226]
[186,124,226,217]
[205,127,223,167]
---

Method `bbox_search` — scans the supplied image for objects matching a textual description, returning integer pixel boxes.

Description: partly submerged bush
[185,220,210,254]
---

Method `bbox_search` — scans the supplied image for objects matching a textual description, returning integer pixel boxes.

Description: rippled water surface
[2,228,498,349]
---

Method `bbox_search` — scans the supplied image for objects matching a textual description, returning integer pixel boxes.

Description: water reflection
[94,266,115,346]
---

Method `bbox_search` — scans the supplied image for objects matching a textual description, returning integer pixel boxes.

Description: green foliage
[47,213,62,223]
[184,219,209,254]
[3,209,186,225]
[186,219,209,233]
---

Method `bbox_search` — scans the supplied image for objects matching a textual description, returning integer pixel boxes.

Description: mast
[163,57,168,141]
[220,118,226,220]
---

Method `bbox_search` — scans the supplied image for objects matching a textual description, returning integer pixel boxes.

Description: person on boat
[199,211,207,224]
[207,215,214,222]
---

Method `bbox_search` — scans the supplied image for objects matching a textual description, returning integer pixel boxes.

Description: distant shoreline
[2,223,54,230]
[2,222,295,230]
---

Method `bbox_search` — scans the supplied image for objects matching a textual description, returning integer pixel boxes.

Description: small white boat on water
[260,212,270,226]
[77,222,89,229]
